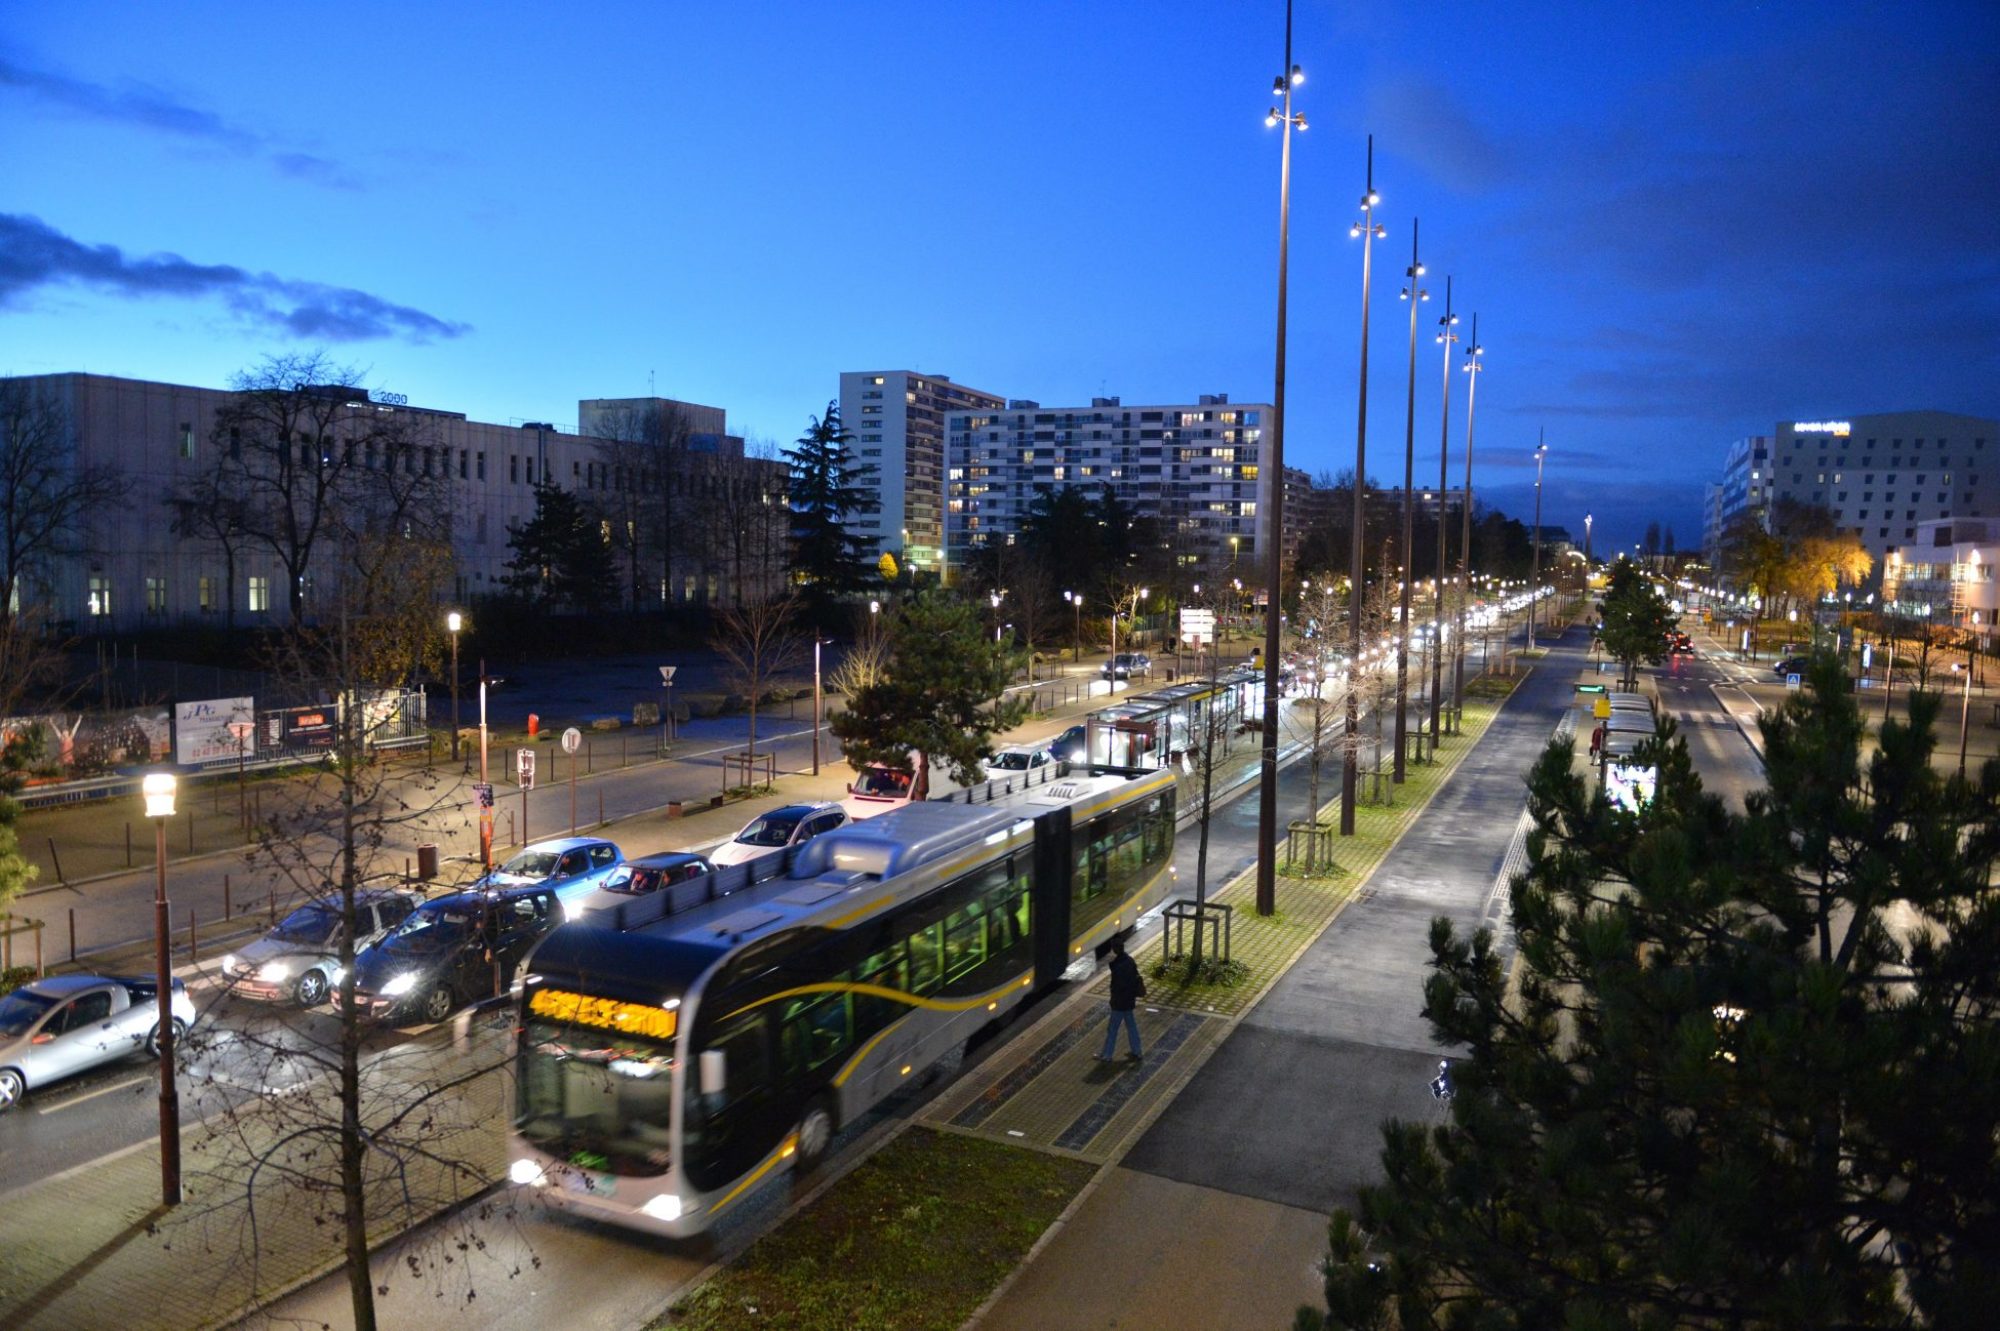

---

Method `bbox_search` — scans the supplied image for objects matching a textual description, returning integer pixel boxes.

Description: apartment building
[838,370,1007,576]
[943,393,1274,580]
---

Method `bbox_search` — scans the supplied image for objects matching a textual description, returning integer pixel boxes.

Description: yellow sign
[1594,698,1611,719]
[529,987,678,1042]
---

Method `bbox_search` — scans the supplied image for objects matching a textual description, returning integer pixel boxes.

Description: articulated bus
[507,766,1176,1237]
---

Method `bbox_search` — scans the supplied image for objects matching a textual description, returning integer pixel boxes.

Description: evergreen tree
[1598,558,1678,689]
[1309,658,2000,1330]
[784,402,876,604]
[503,480,616,612]
[829,591,1027,799]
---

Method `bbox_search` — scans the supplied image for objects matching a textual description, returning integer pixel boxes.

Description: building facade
[838,371,1007,577]
[1881,517,2000,635]
[0,373,785,632]
[943,393,1273,580]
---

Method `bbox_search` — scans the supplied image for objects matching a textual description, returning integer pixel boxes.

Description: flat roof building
[839,371,1007,577]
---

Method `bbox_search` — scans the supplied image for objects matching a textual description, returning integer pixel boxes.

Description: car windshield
[736,813,802,847]
[497,850,561,879]
[990,752,1033,770]
[387,904,475,948]
[271,904,340,946]
[607,867,662,895]
[516,1019,677,1176]
[856,769,909,796]
[0,989,56,1037]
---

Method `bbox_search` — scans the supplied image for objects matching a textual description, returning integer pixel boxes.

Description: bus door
[1031,805,1073,987]
[683,1007,786,1194]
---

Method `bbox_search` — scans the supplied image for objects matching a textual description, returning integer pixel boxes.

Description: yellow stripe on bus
[719,972,1032,1026]
[707,1136,797,1217]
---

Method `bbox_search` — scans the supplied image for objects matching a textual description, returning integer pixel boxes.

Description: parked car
[0,974,198,1112]
[709,802,850,867]
[481,836,624,916]
[1051,724,1089,764]
[332,885,562,1025]
[843,765,915,821]
[1102,652,1152,680]
[221,888,421,1006]
[986,744,1054,775]
[1773,656,1810,678]
[600,851,713,896]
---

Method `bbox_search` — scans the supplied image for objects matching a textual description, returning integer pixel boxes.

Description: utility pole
[1453,316,1484,724]
[1342,135,1384,836]
[1394,219,1426,781]
[1431,280,1458,741]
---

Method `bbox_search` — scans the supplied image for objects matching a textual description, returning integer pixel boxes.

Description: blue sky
[3,1,1996,555]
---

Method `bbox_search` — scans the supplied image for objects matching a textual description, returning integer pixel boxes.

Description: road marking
[35,1073,149,1113]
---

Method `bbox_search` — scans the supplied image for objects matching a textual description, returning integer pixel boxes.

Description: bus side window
[851,940,906,1037]
[781,993,852,1076]
[906,919,943,996]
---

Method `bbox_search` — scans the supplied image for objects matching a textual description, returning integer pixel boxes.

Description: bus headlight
[640,1193,683,1222]
[509,1159,547,1187]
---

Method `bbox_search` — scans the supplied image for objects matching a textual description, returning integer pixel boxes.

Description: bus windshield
[517,1020,677,1176]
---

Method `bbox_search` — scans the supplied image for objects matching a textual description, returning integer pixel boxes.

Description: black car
[1773,656,1810,679]
[1051,724,1088,763]
[333,885,561,1025]
[601,851,714,896]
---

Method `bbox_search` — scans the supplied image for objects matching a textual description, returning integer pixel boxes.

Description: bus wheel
[795,1098,836,1172]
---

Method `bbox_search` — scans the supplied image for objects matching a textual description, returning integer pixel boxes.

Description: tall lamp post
[1584,511,1593,568]
[447,611,463,762]
[1528,436,1547,647]
[812,634,823,775]
[1254,3,1303,919]
[1064,590,1081,662]
[1453,315,1485,723]
[1430,280,1459,741]
[142,772,182,1208]
[1340,135,1385,835]
[1955,660,1973,778]
[478,661,492,872]
[1394,219,1427,782]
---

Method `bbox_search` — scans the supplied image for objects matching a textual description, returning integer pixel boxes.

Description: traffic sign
[659,666,678,684]
[517,748,536,789]
[561,727,582,755]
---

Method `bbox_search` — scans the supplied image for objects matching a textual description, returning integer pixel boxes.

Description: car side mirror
[699,1049,726,1096]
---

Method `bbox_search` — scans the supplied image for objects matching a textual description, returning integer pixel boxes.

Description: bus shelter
[1079,667,1264,772]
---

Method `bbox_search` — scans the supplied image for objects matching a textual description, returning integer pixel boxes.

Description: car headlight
[328,965,345,986]
[222,953,239,975]
[509,1159,547,1187]
[640,1192,683,1221]
[381,972,418,997]
[257,959,294,983]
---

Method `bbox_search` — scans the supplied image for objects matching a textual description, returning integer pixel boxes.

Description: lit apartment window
[145,576,166,614]
[249,576,270,613]
[87,576,112,618]
[198,575,216,613]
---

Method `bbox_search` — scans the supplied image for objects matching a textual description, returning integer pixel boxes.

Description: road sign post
[562,727,582,833]
[659,665,678,752]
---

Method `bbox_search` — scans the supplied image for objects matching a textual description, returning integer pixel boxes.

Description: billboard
[174,696,255,766]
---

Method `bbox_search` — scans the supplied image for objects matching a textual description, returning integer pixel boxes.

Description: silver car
[221,890,421,1006]
[0,974,198,1112]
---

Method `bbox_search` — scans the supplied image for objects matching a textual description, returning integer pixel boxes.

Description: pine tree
[503,480,616,612]
[1310,657,2000,1329]
[1598,558,1678,689]
[828,591,1027,799]
[784,402,876,604]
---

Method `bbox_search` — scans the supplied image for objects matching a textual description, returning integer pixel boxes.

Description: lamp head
[1265,109,1279,128]
[447,611,462,634]
[1290,64,1304,85]
[143,772,177,820]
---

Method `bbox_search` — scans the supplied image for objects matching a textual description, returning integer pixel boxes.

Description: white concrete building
[943,393,1274,579]
[0,373,782,631]
[838,371,1007,576]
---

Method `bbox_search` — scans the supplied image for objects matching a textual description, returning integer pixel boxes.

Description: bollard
[224,874,232,918]
[69,907,76,963]
[621,736,627,768]
[268,889,277,926]
[47,837,64,885]
[188,907,197,959]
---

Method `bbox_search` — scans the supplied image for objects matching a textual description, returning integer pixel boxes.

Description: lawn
[658,1128,1094,1331]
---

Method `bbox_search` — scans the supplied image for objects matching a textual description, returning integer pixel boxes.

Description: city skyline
[3,1,1996,555]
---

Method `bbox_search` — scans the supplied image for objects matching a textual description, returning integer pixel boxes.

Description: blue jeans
[1100,1008,1142,1059]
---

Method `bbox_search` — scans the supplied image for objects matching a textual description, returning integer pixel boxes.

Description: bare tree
[588,401,697,611]
[0,378,133,624]
[713,593,803,763]
[190,516,500,1330]
[703,438,791,608]
[166,451,252,630]
[1287,578,1347,869]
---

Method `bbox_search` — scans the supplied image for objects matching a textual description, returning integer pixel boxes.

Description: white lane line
[35,1073,150,1113]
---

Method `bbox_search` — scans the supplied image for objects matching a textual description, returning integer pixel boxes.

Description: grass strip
[658,1128,1095,1331]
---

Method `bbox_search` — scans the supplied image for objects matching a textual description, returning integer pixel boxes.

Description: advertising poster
[174,696,255,766]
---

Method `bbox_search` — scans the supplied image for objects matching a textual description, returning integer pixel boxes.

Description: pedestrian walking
[1098,934,1145,1062]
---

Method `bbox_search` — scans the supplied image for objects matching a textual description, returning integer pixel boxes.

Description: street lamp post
[1956,660,1972,778]
[1394,218,1427,782]
[1528,436,1547,647]
[447,611,463,763]
[812,634,823,776]
[478,660,492,872]
[1431,280,1458,741]
[1255,0,1304,918]
[142,772,182,1208]
[1341,135,1385,835]
[1064,590,1081,663]
[1454,315,1485,724]
[1584,512,1593,568]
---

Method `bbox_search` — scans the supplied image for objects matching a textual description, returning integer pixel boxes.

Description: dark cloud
[0,213,468,344]
[0,53,359,188]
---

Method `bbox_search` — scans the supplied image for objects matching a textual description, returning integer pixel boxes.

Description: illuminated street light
[1454,315,1485,722]
[142,772,182,1208]
[1431,280,1459,742]
[1393,217,1428,783]
[1529,436,1548,647]
[1256,0,1304,917]
[447,610,463,761]
[1341,134,1386,836]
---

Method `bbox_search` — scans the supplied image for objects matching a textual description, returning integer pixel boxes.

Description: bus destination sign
[529,988,679,1042]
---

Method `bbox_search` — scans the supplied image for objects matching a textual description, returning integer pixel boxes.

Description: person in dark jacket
[1097,934,1146,1062]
